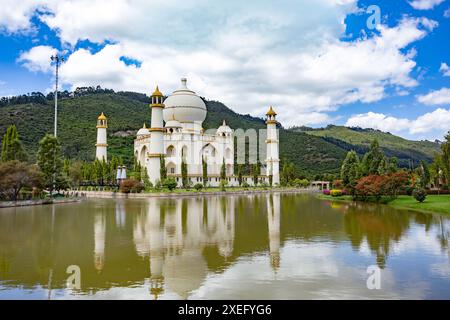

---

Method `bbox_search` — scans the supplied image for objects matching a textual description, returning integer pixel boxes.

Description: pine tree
[220,158,226,181]
[362,139,384,175]
[418,160,430,188]
[160,155,167,180]
[181,160,188,188]
[1,125,27,162]
[441,131,450,187]
[63,158,71,178]
[340,150,360,191]
[237,164,243,186]
[37,134,66,194]
[377,156,388,175]
[388,157,398,173]
[202,156,208,187]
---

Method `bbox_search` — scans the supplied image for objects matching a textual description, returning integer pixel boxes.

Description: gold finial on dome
[143,123,147,129]
[266,106,277,116]
[222,119,227,126]
[98,112,107,120]
[152,86,163,97]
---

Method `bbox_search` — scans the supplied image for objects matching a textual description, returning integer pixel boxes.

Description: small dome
[217,120,232,135]
[163,78,207,123]
[98,112,107,120]
[137,123,150,136]
[165,114,182,129]
[165,119,182,128]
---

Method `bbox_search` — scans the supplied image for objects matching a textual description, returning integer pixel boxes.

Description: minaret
[266,106,280,185]
[96,112,108,161]
[148,86,165,184]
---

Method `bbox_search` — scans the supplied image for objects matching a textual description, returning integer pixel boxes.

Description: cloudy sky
[0,0,449,140]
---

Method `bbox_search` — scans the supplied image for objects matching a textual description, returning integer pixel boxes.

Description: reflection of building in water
[267,194,281,271]
[115,199,126,228]
[132,197,235,299]
[94,212,106,271]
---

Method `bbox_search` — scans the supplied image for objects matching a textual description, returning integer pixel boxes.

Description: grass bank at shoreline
[317,194,450,215]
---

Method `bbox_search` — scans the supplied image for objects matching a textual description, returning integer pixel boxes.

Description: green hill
[293,125,441,168]
[0,93,347,177]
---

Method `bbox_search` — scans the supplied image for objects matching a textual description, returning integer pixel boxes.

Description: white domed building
[129,78,279,187]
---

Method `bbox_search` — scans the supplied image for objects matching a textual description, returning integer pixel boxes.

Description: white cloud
[345,108,450,137]
[440,62,450,76]
[409,0,445,10]
[417,87,450,105]
[1,1,439,128]
[17,45,58,73]
[445,8,450,17]
[345,112,411,133]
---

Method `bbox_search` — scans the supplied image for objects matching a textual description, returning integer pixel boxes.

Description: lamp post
[50,54,64,197]
[50,54,64,137]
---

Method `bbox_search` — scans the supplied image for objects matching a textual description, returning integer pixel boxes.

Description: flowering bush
[323,189,330,195]
[330,189,343,197]
[354,172,409,202]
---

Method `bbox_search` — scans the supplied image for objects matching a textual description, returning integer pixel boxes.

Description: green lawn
[317,194,450,215]
[389,195,450,215]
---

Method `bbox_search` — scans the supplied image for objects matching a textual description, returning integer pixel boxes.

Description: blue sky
[0,0,449,141]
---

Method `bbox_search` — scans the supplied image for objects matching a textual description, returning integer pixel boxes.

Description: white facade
[132,78,279,187]
[95,113,108,161]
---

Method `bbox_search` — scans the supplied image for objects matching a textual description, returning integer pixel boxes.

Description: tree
[281,162,296,186]
[1,125,27,162]
[160,155,167,181]
[361,139,384,175]
[220,158,226,181]
[202,156,208,187]
[63,158,71,178]
[181,159,188,188]
[252,163,260,186]
[418,160,430,188]
[142,167,152,190]
[69,161,83,187]
[37,134,66,194]
[0,161,43,201]
[377,156,388,175]
[388,157,398,173]
[441,131,450,187]
[340,150,360,194]
[237,164,243,186]
[430,154,443,190]
[110,156,119,184]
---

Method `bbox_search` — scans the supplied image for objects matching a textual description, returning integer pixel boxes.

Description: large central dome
[163,78,207,123]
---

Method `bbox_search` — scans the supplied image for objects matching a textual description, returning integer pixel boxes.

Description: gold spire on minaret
[266,106,277,116]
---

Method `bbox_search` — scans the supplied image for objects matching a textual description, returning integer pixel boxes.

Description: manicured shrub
[242,181,250,189]
[194,183,203,191]
[413,188,427,203]
[323,189,330,195]
[163,177,178,191]
[219,179,228,191]
[330,189,343,197]
[119,179,144,194]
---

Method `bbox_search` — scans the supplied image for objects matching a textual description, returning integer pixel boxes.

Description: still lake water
[0,193,449,300]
